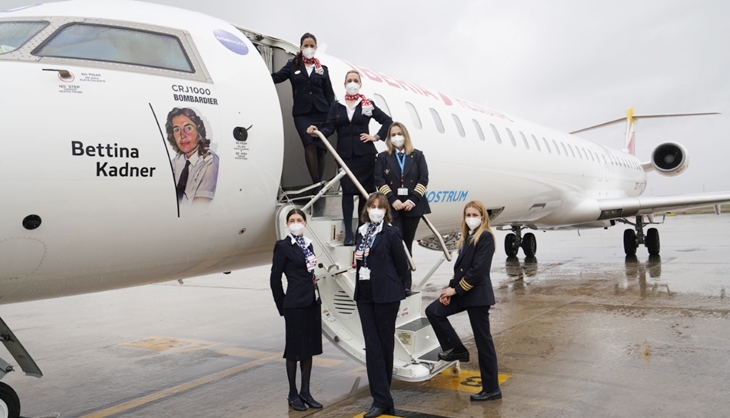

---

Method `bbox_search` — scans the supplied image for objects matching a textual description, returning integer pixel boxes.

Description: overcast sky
[5,0,729,196]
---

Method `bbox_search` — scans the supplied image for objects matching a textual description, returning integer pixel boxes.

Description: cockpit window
[34,23,193,72]
[0,21,48,55]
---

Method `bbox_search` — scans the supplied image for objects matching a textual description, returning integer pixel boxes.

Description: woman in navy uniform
[374,121,430,262]
[270,209,324,411]
[272,33,335,187]
[353,192,411,418]
[425,201,502,402]
[308,70,393,245]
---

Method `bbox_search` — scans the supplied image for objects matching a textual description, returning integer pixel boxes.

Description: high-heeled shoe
[287,395,307,411]
[299,393,323,409]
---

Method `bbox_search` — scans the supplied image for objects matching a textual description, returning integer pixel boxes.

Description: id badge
[306,254,317,271]
[359,267,371,280]
[397,187,409,196]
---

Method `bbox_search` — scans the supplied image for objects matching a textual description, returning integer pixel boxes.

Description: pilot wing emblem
[385,168,390,175]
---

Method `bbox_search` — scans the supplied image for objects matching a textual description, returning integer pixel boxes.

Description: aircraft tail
[570,108,720,155]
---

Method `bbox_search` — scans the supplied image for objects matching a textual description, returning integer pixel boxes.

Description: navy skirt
[294,111,329,149]
[340,154,376,194]
[283,302,323,361]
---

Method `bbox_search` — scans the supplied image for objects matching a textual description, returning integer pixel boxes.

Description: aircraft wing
[597,192,730,218]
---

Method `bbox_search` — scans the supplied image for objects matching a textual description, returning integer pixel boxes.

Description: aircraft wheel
[505,234,518,257]
[522,233,537,257]
[0,382,20,418]
[646,228,660,256]
[623,229,637,256]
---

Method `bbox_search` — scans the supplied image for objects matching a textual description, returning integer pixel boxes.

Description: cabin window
[405,102,422,129]
[430,108,445,133]
[490,124,502,144]
[372,94,391,116]
[34,23,193,72]
[567,144,576,158]
[589,150,596,162]
[552,139,561,155]
[602,154,608,164]
[473,119,486,141]
[520,132,530,149]
[505,128,517,147]
[0,21,48,54]
[560,142,568,157]
[452,114,466,137]
[543,137,551,153]
[531,134,541,151]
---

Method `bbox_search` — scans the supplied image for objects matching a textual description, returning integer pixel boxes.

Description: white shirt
[172,150,220,206]
[345,97,362,121]
[289,234,313,246]
[305,64,314,76]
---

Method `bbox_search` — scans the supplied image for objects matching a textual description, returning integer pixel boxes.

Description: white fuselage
[0,0,646,304]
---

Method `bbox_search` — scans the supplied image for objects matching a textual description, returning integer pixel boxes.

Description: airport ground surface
[3,214,730,418]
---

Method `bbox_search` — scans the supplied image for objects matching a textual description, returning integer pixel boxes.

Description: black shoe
[364,405,395,418]
[299,393,323,409]
[343,239,355,246]
[438,347,470,362]
[404,289,418,297]
[288,395,307,411]
[470,388,502,401]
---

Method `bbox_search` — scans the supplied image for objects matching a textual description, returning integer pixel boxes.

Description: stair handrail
[420,216,452,262]
[312,130,416,271]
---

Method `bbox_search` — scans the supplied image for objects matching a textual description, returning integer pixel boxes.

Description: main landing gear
[621,216,660,256]
[0,317,43,418]
[504,226,537,258]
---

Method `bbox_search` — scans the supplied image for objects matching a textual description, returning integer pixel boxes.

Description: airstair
[275,132,460,382]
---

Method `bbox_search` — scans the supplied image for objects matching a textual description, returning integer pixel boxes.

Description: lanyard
[396,151,406,185]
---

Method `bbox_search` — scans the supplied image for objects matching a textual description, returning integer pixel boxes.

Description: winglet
[624,107,636,155]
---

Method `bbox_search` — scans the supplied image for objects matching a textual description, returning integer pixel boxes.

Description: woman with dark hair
[307,70,393,245]
[353,192,410,418]
[374,121,430,263]
[165,107,219,205]
[272,32,335,188]
[269,208,324,411]
[425,200,501,402]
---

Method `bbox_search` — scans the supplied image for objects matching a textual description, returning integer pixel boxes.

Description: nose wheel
[504,226,537,257]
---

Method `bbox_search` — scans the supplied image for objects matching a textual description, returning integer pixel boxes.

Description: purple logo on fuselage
[214,29,249,55]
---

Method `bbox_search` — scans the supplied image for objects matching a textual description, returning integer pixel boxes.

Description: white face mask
[302,47,316,59]
[345,82,360,95]
[391,134,405,148]
[465,217,482,231]
[288,223,305,236]
[368,208,385,224]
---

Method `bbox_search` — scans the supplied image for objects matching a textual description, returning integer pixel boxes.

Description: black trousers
[357,300,400,408]
[425,298,499,393]
[391,212,421,255]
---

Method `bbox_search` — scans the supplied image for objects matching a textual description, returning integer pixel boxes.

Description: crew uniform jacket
[271,59,335,116]
[269,236,318,316]
[449,231,496,307]
[374,149,431,218]
[319,101,392,158]
[354,224,411,303]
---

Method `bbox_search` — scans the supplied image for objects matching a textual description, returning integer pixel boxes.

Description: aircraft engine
[651,142,689,176]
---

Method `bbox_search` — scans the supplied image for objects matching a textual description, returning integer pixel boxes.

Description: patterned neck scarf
[302,57,324,75]
[293,234,317,272]
[354,222,381,262]
[344,93,373,117]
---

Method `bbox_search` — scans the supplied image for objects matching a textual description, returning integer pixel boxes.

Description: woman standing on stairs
[307,70,392,245]
[269,209,324,411]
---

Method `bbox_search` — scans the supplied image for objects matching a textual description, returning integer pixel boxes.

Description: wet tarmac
[3,213,730,418]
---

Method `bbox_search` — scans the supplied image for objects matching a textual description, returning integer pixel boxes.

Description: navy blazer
[319,101,393,158]
[448,231,496,307]
[270,237,317,315]
[271,59,335,116]
[374,149,431,218]
[354,224,410,304]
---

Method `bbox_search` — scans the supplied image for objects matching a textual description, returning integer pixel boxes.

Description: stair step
[397,316,431,332]
[419,345,443,362]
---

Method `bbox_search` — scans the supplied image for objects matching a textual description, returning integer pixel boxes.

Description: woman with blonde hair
[425,200,502,402]
[374,122,430,269]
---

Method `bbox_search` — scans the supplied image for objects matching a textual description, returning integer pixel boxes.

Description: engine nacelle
[650,142,689,176]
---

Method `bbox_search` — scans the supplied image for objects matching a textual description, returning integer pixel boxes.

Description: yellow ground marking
[410,369,510,394]
[121,337,220,354]
[78,353,280,418]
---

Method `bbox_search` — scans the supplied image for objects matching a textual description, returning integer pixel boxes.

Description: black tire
[0,382,20,418]
[505,234,518,257]
[646,228,660,256]
[623,229,637,256]
[522,233,537,257]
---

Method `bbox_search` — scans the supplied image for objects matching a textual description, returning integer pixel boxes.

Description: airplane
[2,1,730,416]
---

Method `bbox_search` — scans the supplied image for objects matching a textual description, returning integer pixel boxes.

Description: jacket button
[460,268,463,271]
